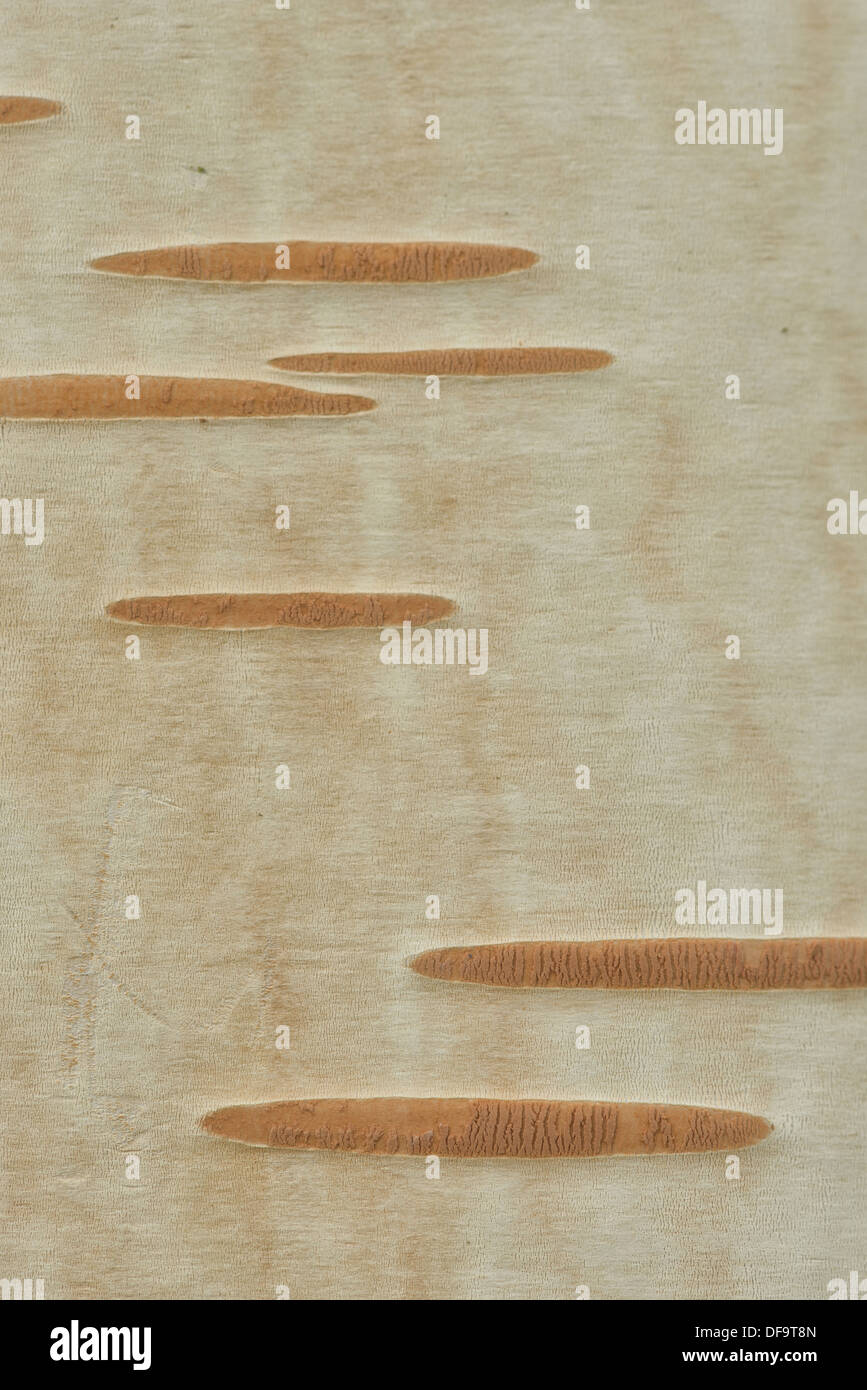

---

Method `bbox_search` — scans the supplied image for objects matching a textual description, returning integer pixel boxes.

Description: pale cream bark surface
[0,0,864,1300]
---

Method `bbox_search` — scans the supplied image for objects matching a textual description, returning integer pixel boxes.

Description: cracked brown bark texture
[201,1098,772,1156]
[0,375,374,418]
[410,938,867,990]
[270,348,613,375]
[90,241,538,282]
[105,592,456,629]
[0,96,61,123]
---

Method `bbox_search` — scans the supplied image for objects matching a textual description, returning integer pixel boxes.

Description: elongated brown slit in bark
[409,938,867,990]
[0,97,62,124]
[200,1098,772,1156]
[0,375,374,419]
[105,593,455,629]
[90,241,539,283]
[271,348,613,375]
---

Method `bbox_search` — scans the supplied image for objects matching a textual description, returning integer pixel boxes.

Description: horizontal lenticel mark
[105,593,456,629]
[269,348,614,375]
[0,96,62,124]
[0,375,375,418]
[89,241,539,282]
[408,938,867,989]
[200,1098,772,1156]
